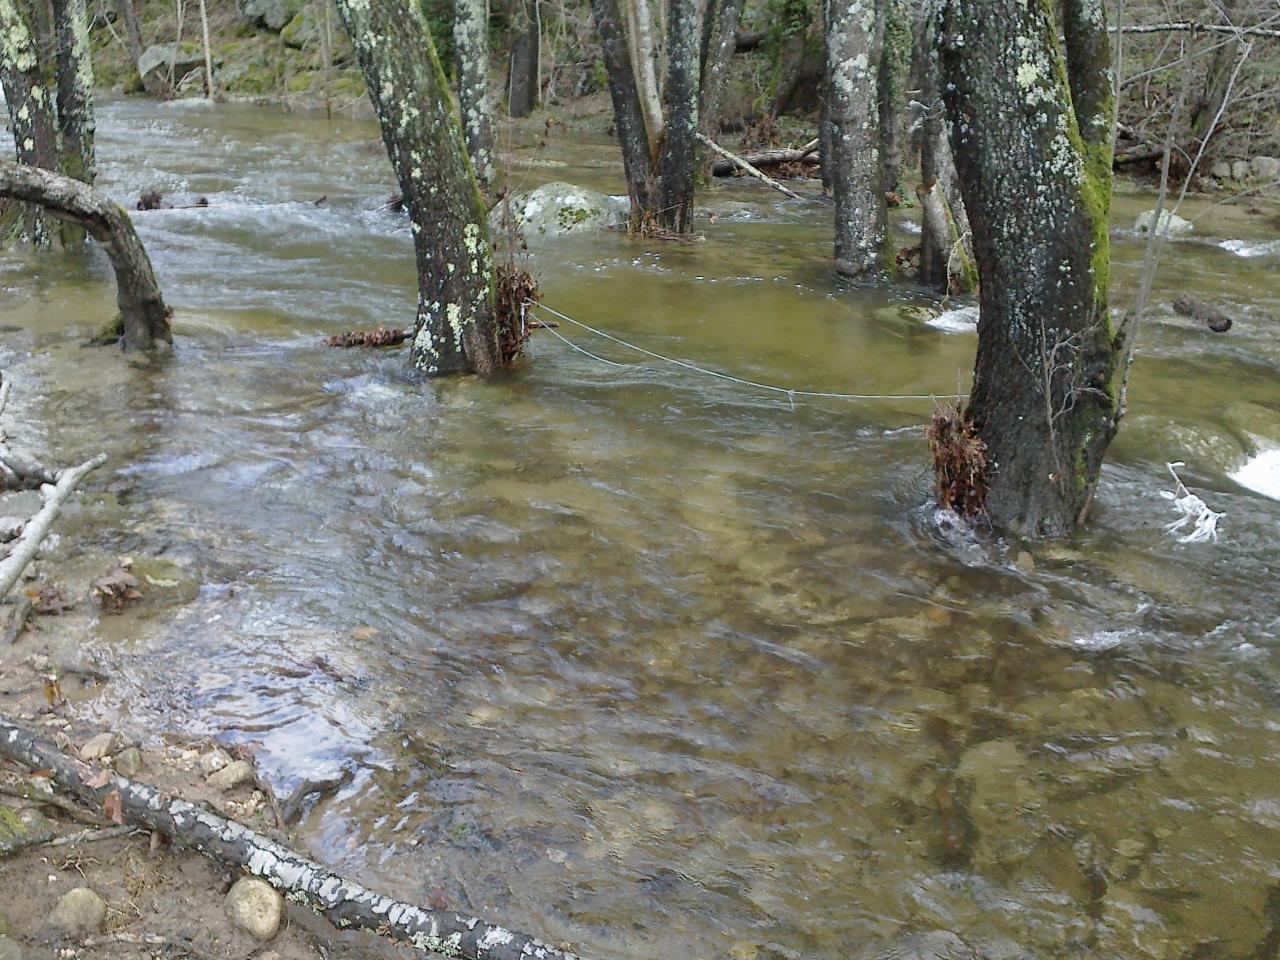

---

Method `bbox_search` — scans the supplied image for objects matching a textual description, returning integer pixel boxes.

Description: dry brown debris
[324,326,410,348]
[925,403,988,517]
[91,559,143,612]
[495,264,541,367]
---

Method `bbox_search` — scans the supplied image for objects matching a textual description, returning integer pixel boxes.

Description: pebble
[207,759,252,792]
[78,733,119,762]
[225,877,282,940]
[200,748,232,775]
[115,746,144,777]
[48,887,107,934]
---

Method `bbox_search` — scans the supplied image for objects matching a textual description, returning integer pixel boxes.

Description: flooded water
[2,100,1279,959]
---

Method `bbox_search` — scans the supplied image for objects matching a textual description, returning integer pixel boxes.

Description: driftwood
[0,161,172,351]
[1172,293,1232,332]
[709,139,819,178]
[0,715,581,960]
[697,133,804,200]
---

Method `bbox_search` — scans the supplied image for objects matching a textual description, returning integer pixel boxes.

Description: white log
[695,133,803,200]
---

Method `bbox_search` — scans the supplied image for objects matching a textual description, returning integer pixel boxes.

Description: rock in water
[48,887,107,934]
[226,877,283,940]
[493,182,631,238]
[1134,209,1193,237]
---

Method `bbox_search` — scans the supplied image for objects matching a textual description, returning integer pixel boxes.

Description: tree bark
[940,0,1124,537]
[629,0,663,151]
[53,0,95,185]
[876,0,906,197]
[589,0,656,219]
[0,716,581,960]
[506,0,539,117]
[335,0,502,376]
[0,0,61,244]
[0,161,173,350]
[697,0,744,149]
[455,0,497,190]
[824,0,886,277]
[658,0,699,230]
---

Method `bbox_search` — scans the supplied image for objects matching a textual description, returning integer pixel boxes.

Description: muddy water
[2,100,1280,959]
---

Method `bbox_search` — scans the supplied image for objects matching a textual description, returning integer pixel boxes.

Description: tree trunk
[589,0,656,219]
[0,161,173,350]
[115,0,145,64]
[876,0,906,198]
[939,0,1123,537]
[51,0,95,246]
[455,0,497,190]
[658,0,699,230]
[697,0,744,152]
[0,0,61,244]
[629,0,663,151]
[334,0,502,376]
[506,0,539,117]
[824,0,886,277]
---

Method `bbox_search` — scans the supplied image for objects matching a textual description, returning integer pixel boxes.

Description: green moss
[287,70,314,92]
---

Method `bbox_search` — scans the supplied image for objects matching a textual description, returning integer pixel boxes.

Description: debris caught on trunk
[495,264,542,366]
[1172,293,1232,332]
[324,326,411,348]
[925,402,988,518]
[0,715,582,960]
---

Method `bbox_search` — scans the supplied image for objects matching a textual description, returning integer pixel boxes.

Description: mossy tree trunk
[0,0,61,244]
[335,0,502,376]
[506,0,539,117]
[455,0,496,191]
[824,0,886,277]
[940,0,1123,537]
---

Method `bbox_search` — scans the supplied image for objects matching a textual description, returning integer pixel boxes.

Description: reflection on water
[1,100,1279,959]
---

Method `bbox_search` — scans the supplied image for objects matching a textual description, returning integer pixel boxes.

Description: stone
[0,935,19,960]
[1251,155,1280,180]
[207,759,252,791]
[115,746,144,777]
[1210,160,1232,179]
[48,887,107,934]
[78,732,119,761]
[493,182,631,239]
[200,747,232,775]
[1231,159,1252,181]
[225,877,282,940]
[241,0,303,31]
[1133,208,1193,237]
[1013,550,1036,573]
[137,44,205,87]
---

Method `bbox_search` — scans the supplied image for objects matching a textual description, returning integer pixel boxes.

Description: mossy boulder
[494,182,630,239]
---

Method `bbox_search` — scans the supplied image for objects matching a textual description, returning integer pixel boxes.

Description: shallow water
[2,100,1280,959]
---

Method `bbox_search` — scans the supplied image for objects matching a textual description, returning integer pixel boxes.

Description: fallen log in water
[1172,293,1232,332]
[698,134,805,200]
[709,138,819,178]
[0,714,580,960]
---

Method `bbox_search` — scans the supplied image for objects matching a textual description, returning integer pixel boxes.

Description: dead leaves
[91,559,142,613]
[102,789,124,825]
[28,585,72,615]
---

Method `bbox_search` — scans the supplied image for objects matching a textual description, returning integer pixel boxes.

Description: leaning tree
[938,0,1124,536]
[334,0,506,376]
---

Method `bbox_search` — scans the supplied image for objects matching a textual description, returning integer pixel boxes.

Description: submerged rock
[494,182,630,238]
[226,877,283,940]
[1134,209,1193,237]
[48,887,107,934]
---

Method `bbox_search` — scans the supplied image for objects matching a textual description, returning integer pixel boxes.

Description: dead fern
[925,403,988,517]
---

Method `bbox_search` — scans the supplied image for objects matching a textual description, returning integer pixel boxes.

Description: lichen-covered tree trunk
[589,0,656,219]
[506,0,539,117]
[455,0,496,190]
[657,0,698,230]
[824,0,886,277]
[0,0,60,244]
[0,161,172,349]
[335,0,501,376]
[697,0,744,158]
[939,0,1122,537]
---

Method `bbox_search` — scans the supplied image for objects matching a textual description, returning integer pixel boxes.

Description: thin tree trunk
[0,0,60,244]
[455,0,497,190]
[824,0,886,277]
[53,0,95,187]
[197,0,215,97]
[940,0,1122,536]
[589,0,656,219]
[0,161,173,350]
[658,0,699,230]
[697,0,744,156]
[115,0,145,62]
[630,0,663,151]
[506,0,539,117]
[876,0,906,198]
[334,0,502,375]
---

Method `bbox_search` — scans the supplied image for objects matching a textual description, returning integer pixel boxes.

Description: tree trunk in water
[52,0,95,246]
[0,0,61,244]
[940,0,1123,537]
[658,0,699,230]
[506,0,539,117]
[697,0,744,159]
[819,90,833,193]
[876,0,906,198]
[629,0,663,152]
[589,0,656,219]
[824,0,886,277]
[455,0,497,190]
[335,0,502,376]
[0,161,172,349]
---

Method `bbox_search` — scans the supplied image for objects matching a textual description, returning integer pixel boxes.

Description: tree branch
[696,133,803,200]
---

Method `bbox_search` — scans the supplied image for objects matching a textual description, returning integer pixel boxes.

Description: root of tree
[926,403,988,517]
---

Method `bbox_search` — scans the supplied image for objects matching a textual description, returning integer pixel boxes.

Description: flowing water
[2,100,1279,959]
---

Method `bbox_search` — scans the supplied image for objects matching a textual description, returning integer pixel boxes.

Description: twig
[45,824,138,847]
[695,133,804,201]
[0,453,107,600]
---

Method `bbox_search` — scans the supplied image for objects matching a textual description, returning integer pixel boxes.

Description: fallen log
[709,139,819,178]
[1172,292,1232,332]
[0,715,581,960]
[698,134,804,200]
[0,161,172,351]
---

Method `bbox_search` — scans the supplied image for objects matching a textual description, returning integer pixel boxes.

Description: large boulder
[1134,208,1193,237]
[241,0,304,31]
[137,43,205,87]
[494,182,630,239]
